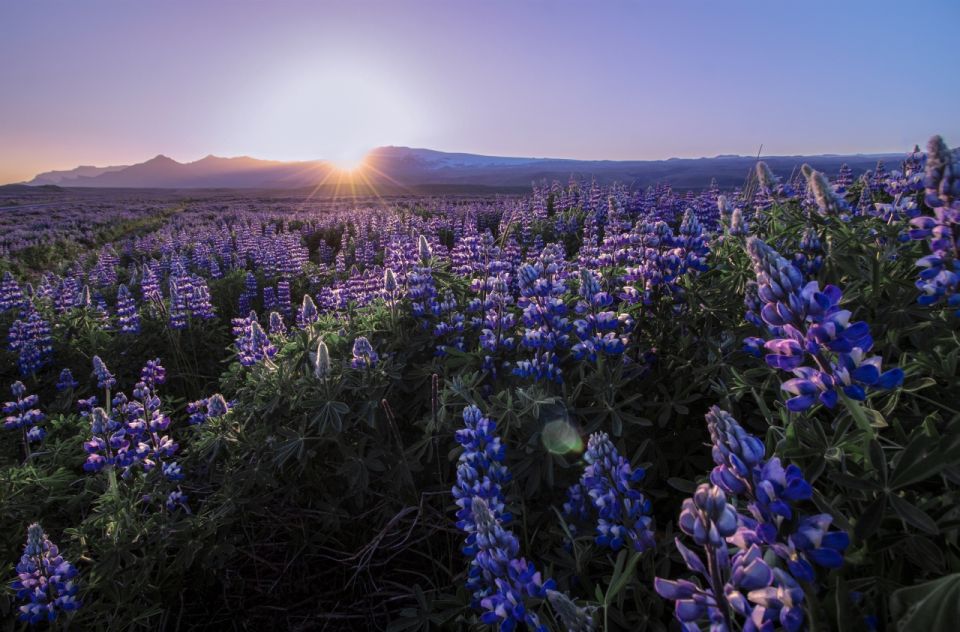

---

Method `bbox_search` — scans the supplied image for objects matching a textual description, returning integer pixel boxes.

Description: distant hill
[22,146,907,190]
[28,164,129,185]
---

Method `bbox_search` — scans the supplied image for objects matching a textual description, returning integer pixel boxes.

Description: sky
[1,0,958,184]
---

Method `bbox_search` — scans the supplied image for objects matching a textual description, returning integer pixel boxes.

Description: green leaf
[888,494,939,535]
[604,550,641,605]
[891,573,960,631]
[868,439,887,483]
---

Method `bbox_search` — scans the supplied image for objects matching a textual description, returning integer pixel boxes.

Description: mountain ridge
[24,146,907,190]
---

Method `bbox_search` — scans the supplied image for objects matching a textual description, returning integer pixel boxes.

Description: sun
[328,154,367,173]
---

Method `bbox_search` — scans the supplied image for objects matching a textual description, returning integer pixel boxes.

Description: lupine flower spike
[11,523,80,623]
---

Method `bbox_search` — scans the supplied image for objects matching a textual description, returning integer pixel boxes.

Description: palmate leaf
[311,400,349,433]
[891,573,960,631]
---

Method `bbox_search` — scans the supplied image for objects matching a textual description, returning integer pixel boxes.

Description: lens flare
[541,419,584,455]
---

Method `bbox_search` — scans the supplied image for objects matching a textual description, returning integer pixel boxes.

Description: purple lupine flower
[141,266,161,304]
[909,135,959,314]
[4,381,46,444]
[471,497,555,632]
[91,356,116,391]
[451,405,562,631]
[350,336,378,369]
[835,163,853,193]
[186,276,216,320]
[262,286,277,311]
[168,276,189,330]
[166,489,189,512]
[657,406,852,631]
[383,267,398,299]
[277,280,292,317]
[116,284,140,334]
[56,368,78,392]
[563,432,655,552]
[296,294,319,329]
[233,314,276,367]
[187,393,230,425]
[655,483,771,630]
[512,254,572,384]
[268,311,287,335]
[8,311,53,376]
[793,226,823,277]
[572,270,632,364]
[706,407,849,593]
[140,358,165,388]
[238,272,258,316]
[10,523,80,624]
[746,237,902,411]
[0,271,25,312]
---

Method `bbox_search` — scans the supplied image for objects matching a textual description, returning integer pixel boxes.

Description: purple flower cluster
[296,294,319,329]
[350,336,379,369]
[3,381,46,444]
[83,359,183,502]
[232,312,276,366]
[11,523,80,624]
[452,406,555,631]
[187,393,230,425]
[571,270,633,363]
[909,135,959,314]
[745,237,902,411]
[655,407,849,631]
[792,227,823,278]
[56,368,79,391]
[0,270,26,312]
[116,284,141,334]
[8,310,53,376]
[512,255,571,383]
[563,432,655,552]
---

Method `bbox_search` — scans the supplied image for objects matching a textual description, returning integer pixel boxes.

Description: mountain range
[24,146,905,190]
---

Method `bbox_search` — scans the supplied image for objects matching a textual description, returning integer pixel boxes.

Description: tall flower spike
[923,134,959,208]
[11,523,81,623]
[562,432,655,552]
[418,234,432,262]
[3,381,46,445]
[91,355,116,390]
[116,284,141,334]
[297,294,319,329]
[745,237,903,411]
[384,267,398,294]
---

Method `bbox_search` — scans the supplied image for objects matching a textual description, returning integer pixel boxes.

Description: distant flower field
[0,136,958,631]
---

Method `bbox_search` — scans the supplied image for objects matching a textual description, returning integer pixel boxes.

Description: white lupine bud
[313,340,331,380]
[418,235,432,262]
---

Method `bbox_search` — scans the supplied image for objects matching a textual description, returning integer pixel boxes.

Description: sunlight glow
[229,58,427,166]
[327,154,367,173]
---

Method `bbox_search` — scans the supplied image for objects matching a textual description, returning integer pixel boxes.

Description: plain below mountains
[25,147,904,191]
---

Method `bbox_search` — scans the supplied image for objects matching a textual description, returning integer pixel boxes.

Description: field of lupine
[1,136,958,631]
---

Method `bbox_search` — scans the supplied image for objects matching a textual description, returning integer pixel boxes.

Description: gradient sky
[2,0,958,183]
